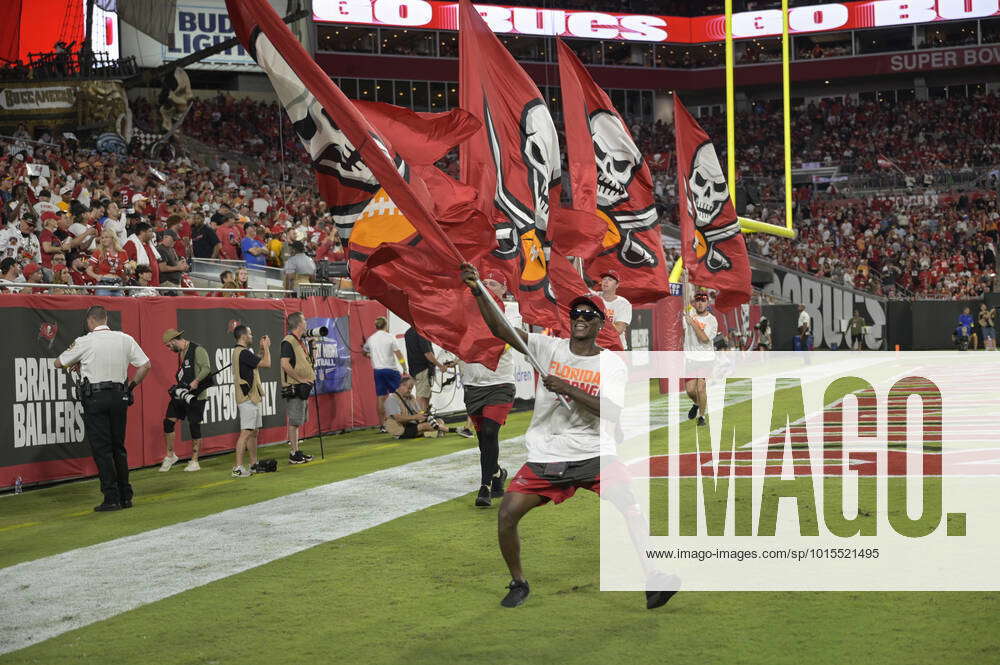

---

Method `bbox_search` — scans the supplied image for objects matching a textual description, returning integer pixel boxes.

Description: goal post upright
[668,0,797,285]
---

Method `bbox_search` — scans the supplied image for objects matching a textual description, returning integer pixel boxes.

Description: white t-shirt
[459,305,520,386]
[798,309,811,331]
[460,346,515,387]
[602,294,632,349]
[683,311,718,361]
[523,333,626,463]
[364,329,400,371]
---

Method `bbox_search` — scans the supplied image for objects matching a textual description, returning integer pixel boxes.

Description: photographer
[280,312,315,464]
[979,303,996,351]
[231,325,271,477]
[160,329,213,472]
[384,375,458,439]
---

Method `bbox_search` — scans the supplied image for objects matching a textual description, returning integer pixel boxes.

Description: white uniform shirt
[523,333,626,463]
[683,310,718,361]
[57,325,149,383]
[602,294,633,349]
[364,329,401,371]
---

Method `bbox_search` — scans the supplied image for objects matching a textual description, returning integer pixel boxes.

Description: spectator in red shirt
[216,213,241,261]
[88,228,130,296]
[315,227,345,263]
[69,254,97,291]
[22,263,46,293]
[39,213,67,267]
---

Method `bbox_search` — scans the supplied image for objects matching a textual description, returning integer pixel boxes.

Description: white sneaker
[159,454,179,472]
[231,466,252,478]
[184,461,201,472]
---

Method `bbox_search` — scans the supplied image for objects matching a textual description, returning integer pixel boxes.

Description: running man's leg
[497,491,545,582]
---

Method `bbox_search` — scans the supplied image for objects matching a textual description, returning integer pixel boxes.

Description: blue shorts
[374,368,401,396]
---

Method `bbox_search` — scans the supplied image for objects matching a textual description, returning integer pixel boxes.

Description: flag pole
[474,277,572,410]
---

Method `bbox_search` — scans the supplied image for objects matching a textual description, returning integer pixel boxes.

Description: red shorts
[469,402,513,430]
[507,458,632,504]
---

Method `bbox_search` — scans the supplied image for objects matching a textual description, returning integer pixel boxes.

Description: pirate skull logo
[519,100,560,229]
[686,141,729,227]
[590,111,642,209]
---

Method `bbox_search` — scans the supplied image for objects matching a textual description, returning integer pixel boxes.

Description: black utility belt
[90,381,125,392]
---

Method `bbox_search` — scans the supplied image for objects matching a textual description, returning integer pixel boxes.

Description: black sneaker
[94,501,122,512]
[688,404,699,420]
[645,573,682,610]
[378,426,387,434]
[299,451,314,462]
[490,468,508,499]
[289,451,307,465]
[475,484,491,507]
[500,580,530,608]
[122,500,133,509]
[697,416,706,427]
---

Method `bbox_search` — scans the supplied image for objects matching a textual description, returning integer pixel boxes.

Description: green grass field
[1,400,997,665]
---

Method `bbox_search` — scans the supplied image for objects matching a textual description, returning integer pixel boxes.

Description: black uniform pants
[83,390,131,504]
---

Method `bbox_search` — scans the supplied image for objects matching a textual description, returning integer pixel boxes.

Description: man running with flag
[460,263,679,610]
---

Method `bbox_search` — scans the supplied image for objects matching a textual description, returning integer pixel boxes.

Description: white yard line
[0,437,529,656]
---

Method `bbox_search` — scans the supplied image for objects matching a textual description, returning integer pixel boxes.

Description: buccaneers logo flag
[674,95,751,312]
[557,39,668,305]
[459,0,561,330]
[226,0,503,367]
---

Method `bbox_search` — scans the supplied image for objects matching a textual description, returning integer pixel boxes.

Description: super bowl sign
[313,0,1000,43]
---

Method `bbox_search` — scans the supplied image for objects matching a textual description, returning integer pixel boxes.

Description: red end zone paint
[638,449,1000,478]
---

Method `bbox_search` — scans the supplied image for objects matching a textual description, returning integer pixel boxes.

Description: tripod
[307,338,327,459]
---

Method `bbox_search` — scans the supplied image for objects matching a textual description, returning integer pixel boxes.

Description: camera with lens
[168,383,195,405]
[303,326,328,338]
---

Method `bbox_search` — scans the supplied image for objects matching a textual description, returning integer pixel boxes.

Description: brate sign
[313,0,1000,44]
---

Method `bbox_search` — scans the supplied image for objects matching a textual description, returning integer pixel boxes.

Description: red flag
[352,102,480,166]
[674,95,751,312]
[459,0,561,331]
[557,40,669,305]
[226,0,503,367]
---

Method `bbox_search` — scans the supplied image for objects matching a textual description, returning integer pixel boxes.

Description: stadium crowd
[2,86,998,300]
[0,123,341,295]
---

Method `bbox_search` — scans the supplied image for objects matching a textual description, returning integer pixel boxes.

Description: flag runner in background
[225,0,504,368]
[557,39,669,305]
[674,95,751,312]
[458,0,563,331]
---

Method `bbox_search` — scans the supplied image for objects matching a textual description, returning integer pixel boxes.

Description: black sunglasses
[570,308,602,321]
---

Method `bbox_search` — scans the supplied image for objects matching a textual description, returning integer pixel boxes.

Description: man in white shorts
[231,324,271,477]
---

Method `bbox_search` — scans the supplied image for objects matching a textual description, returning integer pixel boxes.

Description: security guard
[54,305,151,511]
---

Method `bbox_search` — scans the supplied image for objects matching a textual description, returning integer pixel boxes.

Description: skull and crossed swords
[589,111,658,269]
[484,97,558,301]
[685,141,740,272]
